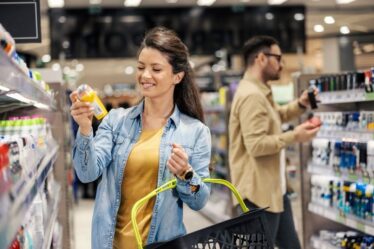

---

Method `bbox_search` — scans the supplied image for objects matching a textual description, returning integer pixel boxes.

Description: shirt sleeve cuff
[176,170,202,195]
[76,128,93,151]
[279,130,296,146]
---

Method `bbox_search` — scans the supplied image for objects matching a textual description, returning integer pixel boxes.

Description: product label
[92,101,104,116]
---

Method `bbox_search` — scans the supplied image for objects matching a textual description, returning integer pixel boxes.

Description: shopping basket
[131,178,274,249]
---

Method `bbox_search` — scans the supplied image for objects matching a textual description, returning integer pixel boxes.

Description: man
[229,36,320,249]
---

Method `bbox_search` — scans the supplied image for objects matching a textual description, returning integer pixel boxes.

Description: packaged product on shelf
[0,24,15,57]
[77,84,108,120]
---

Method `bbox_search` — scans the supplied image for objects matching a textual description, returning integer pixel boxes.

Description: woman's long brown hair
[138,27,204,123]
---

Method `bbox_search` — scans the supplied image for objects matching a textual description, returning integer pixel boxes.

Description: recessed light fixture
[165,0,178,3]
[41,54,51,63]
[324,16,335,24]
[336,0,356,4]
[48,0,64,8]
[314,24,324,33]
[124,0,142,7]
[197,0,216,6]
[125,66,134,75]
[89,0,101,5]
[268,0,288,5]
[265,13,274,20]
[240,0,250,2]
[294,13,304,21]
[340,26,350,34]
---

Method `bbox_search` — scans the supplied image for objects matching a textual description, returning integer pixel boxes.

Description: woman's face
[136,47,183,100]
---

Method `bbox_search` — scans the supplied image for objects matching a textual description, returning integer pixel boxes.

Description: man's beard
[264,70,281,82]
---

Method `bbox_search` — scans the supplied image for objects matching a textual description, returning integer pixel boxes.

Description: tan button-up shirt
[229,71,305,213]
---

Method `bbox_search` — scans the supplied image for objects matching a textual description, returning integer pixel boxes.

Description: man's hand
[298,88,319,108]
[294,122,320,143]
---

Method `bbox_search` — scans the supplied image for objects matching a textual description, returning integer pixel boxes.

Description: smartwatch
[180,167,193,181]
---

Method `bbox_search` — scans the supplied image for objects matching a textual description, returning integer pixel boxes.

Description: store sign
[0,0,41,43]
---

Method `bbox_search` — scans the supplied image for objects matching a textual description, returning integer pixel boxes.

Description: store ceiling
[38,0,374,38]
[15,0,374,90]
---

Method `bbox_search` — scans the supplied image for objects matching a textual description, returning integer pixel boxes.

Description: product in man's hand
[308,117,322,128]
[77,84,108,120]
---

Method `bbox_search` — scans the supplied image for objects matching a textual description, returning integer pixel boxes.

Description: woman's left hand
[167,143,191,178]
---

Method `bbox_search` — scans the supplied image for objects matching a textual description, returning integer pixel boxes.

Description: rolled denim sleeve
[72,110,116,183]
[176,125,211,210]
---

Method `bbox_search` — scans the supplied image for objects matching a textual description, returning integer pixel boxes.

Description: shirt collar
[129,100,181,128]
[243,70,272,98]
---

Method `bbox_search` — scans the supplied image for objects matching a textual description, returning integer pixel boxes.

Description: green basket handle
[130,178,249,249]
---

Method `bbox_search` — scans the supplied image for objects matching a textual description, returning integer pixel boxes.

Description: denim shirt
[72,101,211,249]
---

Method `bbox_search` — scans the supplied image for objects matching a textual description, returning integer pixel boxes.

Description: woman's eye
[153,69,161,72]
[137,66,144,70]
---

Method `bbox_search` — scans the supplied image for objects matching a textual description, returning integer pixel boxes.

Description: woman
[70,27,211,249]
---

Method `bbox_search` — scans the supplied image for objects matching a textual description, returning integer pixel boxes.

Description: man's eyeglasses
[263,53,282,63]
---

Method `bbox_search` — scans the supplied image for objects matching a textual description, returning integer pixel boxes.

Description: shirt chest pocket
[165,143,193,162]
[112,134,130,157]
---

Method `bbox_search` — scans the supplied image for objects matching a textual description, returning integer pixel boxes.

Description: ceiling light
[165,0,178,2]
[41,54,51,63]
[340,26,350,34]
[52,63,61,71]
[362,44,374,53]
[58,16,66,23]
[125,66,134,75]
[48,0,64,8]
[294,13,304,21]
[76,64,85,72]
[124,0,142,7]
[240,0,251,2]
[265,13,274,20]
[89,0,102,4]
[324,16,335,24]
[313,24,324,33]
[268,0,288,5]
[197,0,216,6]
[336,0,356,4]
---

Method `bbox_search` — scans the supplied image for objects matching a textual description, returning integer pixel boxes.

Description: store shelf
[42,186,61,249]
[317,129,374,142]
[213,164,228,177]
[203,106,225,113]
[210,127,226,135]
[0,49,55,111]
[307,163,372,184]
[310,236,339,249]
[319,90,374,104]
[0,145,59,249]
[308,203,374,236]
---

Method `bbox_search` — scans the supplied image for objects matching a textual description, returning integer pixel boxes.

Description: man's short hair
[243,36,279,67]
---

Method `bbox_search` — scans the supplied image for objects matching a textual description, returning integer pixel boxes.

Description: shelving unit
[0,49,55,112]
[0,49,71,249]
[295,73,374,249]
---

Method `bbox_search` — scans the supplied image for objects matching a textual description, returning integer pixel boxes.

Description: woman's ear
[174,71,185,85]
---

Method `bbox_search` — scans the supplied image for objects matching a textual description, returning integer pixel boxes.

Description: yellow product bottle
[77,84,108,120]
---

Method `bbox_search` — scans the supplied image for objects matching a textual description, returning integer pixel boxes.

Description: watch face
[184,171,193,180]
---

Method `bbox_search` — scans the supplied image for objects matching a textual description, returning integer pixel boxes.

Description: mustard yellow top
[113,128,163,249]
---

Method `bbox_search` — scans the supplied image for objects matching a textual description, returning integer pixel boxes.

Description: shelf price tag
[324,209,336,221]
[346,218,357,228]
[356,222,365,232]
[365,225,374,235]
[336,214,345,224]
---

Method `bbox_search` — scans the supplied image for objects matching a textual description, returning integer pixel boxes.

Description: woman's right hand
[70,91,94,136]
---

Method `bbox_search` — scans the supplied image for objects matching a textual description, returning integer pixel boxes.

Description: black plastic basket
[131,178,274,249]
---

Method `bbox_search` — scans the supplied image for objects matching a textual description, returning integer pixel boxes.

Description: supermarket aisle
[73,200,213,248]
